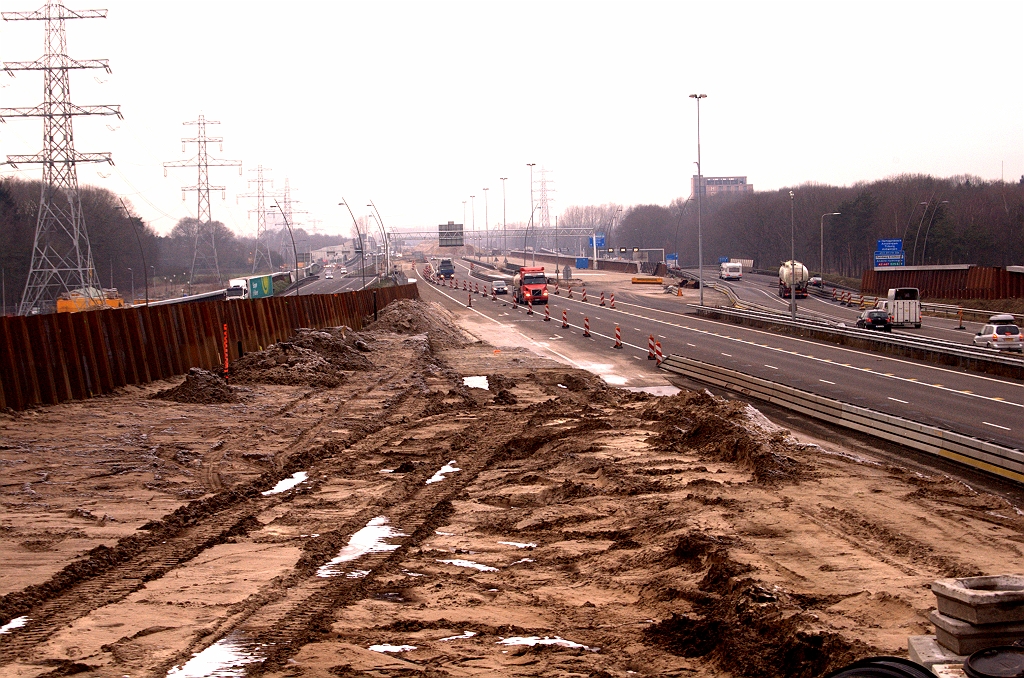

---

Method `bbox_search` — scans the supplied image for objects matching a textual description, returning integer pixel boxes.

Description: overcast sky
[1,0,1021,238]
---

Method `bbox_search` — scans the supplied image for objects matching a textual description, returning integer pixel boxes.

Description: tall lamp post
[470,194,475,247]
[789,190,797,321]
[500,177,507,256]
[367,200,389,278]
[527,163,536,258]
[338,200,367,289]
[523,206,540,266]
[901,201,928,243]
[483,187,489,251]
[272,202,300,294]
[689,93,707,306]
[127,268,134,306]
[820,212,840,276]
[921,200,949,265]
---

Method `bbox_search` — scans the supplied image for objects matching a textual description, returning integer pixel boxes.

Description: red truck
[512,266,549,306]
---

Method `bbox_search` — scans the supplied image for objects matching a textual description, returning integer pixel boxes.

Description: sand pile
[151,368,237,404]
[231,326,375,388]
[646,389,805,484]
[364,299,468,350]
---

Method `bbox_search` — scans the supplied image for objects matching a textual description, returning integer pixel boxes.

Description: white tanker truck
[778,260,810,299]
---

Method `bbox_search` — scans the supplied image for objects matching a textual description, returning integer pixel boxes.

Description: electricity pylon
[163,115,241,291]
[236,165,281,274]
[0,1,122,315]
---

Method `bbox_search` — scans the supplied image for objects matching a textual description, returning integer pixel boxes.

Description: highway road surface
[419,260,1023,451]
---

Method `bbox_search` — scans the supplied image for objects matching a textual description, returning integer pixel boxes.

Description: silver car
[973,315,1023,352]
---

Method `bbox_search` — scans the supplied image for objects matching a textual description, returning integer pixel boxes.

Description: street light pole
[820,212,840,276]
[689,93,707,306]
[367,200,389,278]
[483,187,489,251]
[272,203,300,294]
[527,163,536,259]
[523,206,540,266]
[127,268,134,306]
[789,190,797,321]
[921,200,949,265]
[470,194,475,248]
[500,177,507,256]
[338,200,367,289]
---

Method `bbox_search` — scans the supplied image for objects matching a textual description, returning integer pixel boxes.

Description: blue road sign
[877,239,903,252]
[718,256,729,263]
[589,234,606,248]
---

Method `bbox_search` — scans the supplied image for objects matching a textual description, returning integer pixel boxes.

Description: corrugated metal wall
[861,267,1024,300]
[0,284,418,411]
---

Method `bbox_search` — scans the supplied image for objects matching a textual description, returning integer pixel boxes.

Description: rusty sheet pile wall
[0,284,418,412]
[861,267,1024,300]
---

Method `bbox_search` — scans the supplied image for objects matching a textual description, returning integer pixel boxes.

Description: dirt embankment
[1,297,1022,677]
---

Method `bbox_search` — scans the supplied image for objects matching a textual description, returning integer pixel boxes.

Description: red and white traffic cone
[467,293,472,308]
[648,334,656,360]
[527,299,534,315]
[655,341,664,366]
[561,309,569,328]
[582,288,588,303]
[568,286,573,299]
[599,291,605,306]
[583,317,591,337]
[613,325,622,349]
[610,293,616,309]
[544,304,551,321]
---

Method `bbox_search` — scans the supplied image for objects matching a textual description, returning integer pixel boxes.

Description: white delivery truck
[719,262,742,280]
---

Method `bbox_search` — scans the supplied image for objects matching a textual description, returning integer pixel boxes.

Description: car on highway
[808,275,823,287]
[324,270,334,279]
[492,279,507,294]
[973,315,1023,352]
[338,266,348,275]
[855,309,892,332]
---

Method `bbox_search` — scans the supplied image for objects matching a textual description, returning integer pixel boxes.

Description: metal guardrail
[659,354,1024,484]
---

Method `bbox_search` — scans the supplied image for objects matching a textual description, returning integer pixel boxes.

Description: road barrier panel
[659,354,1024,484]
[648,334,656,360]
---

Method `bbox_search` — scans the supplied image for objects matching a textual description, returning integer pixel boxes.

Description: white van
[879,288,921,328]
[719,262,742,280]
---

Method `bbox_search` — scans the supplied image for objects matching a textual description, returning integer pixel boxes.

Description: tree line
[0,177,347,304]
[566,174,1024,276]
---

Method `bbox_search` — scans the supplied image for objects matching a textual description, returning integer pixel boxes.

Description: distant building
[691,175,753,198]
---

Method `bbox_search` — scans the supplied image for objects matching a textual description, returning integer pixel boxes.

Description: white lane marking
[819,379,835,384]
[764,365,778,369]
[721,353,732,357]
[687,343,696,347]
[983,422,1011,431]
[888,397,909,404]
[658,335,666,338]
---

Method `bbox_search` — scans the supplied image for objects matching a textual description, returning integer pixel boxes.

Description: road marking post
[648,334,656,360]
[492,285,497,301]
[467,293,472,308]
[614,325,622,349]
[562,309,569,328]
[544,304,550,321]
[568,286,573,299]
[582,288,588,303]
[610,293,615,309]
[554,281,560,295]
[655,341,663,365]
[527,298,534,315]
[463,280,467,291]
[599,291,605,306]
[583,317,591,337]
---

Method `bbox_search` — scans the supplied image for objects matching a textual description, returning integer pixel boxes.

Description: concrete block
[932,575,1024,625]
[929,610,1024,655]
[907,635,967,669]
[932,664,966,678]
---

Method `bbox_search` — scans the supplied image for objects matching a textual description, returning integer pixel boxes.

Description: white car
[973,315,1022,352]
[492,279,508,294]
[324,270,334,279]
[338,266,348,275]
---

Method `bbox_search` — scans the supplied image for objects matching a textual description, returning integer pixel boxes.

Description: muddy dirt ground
[2,298,1024,678]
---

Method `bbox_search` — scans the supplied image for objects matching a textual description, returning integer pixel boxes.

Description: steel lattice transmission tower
[0,1,122,315]
[537,167,556,231]
[163,115,241,290]
[236,165,281,274]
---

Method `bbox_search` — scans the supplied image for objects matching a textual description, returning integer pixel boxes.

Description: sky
[0,0,1021,238]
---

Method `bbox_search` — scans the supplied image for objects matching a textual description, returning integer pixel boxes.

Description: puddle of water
[166,637,263,676]
[510,558,535,566]
[600,374,628,385]
[557,384,568,389]
[439,631,477,641]
[261,471,308,496]
[316,516,407,578]
[463,376,489,390]
[426,461,461,485]
[498,636,598,652]
[0,616,28,635]
[435,530,455,536]
[498,541,537,549]
[436,559,498,572]
[623,385,681,396]
[346,570,371,578]
[369,644,417,653]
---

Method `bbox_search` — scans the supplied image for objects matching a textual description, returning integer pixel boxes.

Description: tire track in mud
[0,354,448,668]
[155,410,546,675]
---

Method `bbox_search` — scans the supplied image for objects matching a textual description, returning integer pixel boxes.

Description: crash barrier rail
[0,284,419,412]
[691,304,1024,380]
[920,303,1023,325]
[659,354,1024,484]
